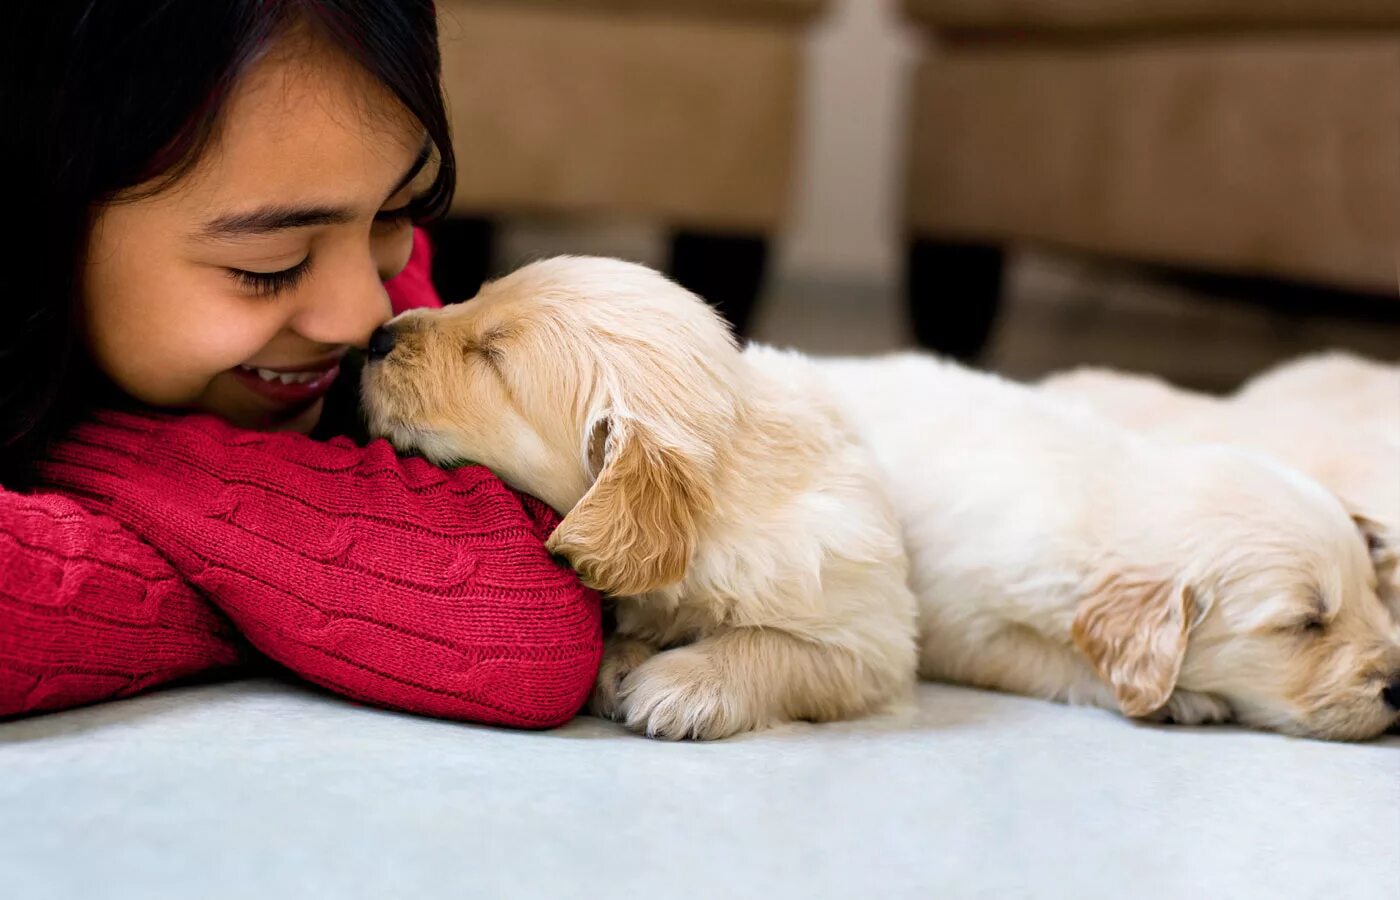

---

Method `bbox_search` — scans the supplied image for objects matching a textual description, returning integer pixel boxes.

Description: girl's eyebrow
[198,136,433,241]
[199,205,355,240]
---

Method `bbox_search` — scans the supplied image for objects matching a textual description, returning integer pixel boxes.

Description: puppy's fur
[361,258,917,740]
[1042,362,1400,614]
[823,353,1400,740]
[1237,351,1400,447]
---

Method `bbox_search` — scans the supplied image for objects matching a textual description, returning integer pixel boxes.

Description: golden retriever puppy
[1042,365,1399,614]
[360,257,918,740]
[1237,351,1400,447]
[823,353,1400,740]
[1039,368,1222,431]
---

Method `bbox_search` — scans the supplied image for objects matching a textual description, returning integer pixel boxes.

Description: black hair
[0,0,455,483]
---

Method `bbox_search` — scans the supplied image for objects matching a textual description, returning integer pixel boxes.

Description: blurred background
[428,0,1399,390]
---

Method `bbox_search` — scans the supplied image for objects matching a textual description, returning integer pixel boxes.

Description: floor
[5,677,1396,900]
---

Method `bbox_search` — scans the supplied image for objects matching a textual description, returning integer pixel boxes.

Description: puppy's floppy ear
[546,413,712,596]
[1072,571,1197,718]
[1352,514,1399,592]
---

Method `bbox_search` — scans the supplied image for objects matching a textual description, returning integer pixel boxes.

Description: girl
[0,1,602,724]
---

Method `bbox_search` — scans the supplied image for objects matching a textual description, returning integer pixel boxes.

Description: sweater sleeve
[35,411,603,728]
[0,487,244,718]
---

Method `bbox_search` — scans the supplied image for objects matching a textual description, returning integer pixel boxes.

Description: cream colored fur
[362,256,1399,741]
[361,257,917,740]
[1237,352,1400,447]
[1042,354,1400,615]
[822,353,1400,741]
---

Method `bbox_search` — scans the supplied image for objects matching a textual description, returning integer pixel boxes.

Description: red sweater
[0,230,603,725]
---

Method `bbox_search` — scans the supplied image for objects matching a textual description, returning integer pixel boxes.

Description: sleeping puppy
[360,257,918,740]
[822,353,1400,740]
[1043,353,1400,448]
[1236,351,1400,447]
[1234,353,1399,599]
[1042,366,1399,615]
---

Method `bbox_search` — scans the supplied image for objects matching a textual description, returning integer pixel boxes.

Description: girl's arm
[36,411,603,728]
[0,487,245,717]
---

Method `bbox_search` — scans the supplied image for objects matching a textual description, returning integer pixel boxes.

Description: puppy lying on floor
[361,257,918,740]
[362,256,1400,741]
[1041,359,1399,615]
[1236,351,1400,447]
[821,353,1400,740]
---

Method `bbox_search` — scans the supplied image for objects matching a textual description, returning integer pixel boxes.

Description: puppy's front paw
[590,637,659,721]
[1151,690,1234,726]
[616,647,750,741]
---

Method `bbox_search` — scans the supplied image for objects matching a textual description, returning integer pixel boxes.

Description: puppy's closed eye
[1295,616,1327,634]
[1279,602,1328,635]
[462,326,510,374]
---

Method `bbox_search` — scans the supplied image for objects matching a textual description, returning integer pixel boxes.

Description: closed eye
[1279,615,1326,636]
[1286,589,1332,635]
[462,327,510,378]
[227,257,311,298]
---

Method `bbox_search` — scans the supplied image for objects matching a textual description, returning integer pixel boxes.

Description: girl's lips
[230,360,341,407]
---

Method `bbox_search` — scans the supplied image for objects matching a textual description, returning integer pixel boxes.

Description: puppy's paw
[589,637,659,721]
[1151,690,1234,726]
[616,647,752,741]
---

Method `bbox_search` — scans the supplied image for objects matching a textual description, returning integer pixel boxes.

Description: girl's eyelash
[224,198,423,297]
[227,258,311,298]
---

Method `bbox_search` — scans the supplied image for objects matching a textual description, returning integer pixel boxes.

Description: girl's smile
[229,354,345,409]
[80,21,435,434]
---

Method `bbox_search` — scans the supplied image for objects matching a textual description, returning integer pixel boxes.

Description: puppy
[1042,366,1399,614]
[1237,351,1400,447]
[1039,368,1221,432]
[822,353,1400,740]
[360,257,918,740]
[1043,353,1400,448]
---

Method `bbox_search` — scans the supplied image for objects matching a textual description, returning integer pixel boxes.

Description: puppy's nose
[368,326,396,360]
[1384,678,1400,711]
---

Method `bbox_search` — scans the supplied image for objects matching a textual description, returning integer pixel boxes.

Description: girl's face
[83,29,433,433]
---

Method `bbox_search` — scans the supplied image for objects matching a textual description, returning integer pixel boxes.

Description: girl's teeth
[246,366,321,385]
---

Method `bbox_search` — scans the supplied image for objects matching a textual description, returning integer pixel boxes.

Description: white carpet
[2,678,1395,899]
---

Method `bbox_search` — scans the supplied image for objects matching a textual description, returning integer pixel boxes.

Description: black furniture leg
[668,229,770,339]
[426,216,498,305]
[906,238,1005,362]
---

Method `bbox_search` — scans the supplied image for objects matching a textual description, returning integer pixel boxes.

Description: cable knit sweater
[0,229,603,725]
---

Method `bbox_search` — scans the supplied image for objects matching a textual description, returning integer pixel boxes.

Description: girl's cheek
[374,221,416,281]
[93,289,285,406]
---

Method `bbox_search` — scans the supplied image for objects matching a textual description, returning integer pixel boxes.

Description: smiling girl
[0,1,602,723]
